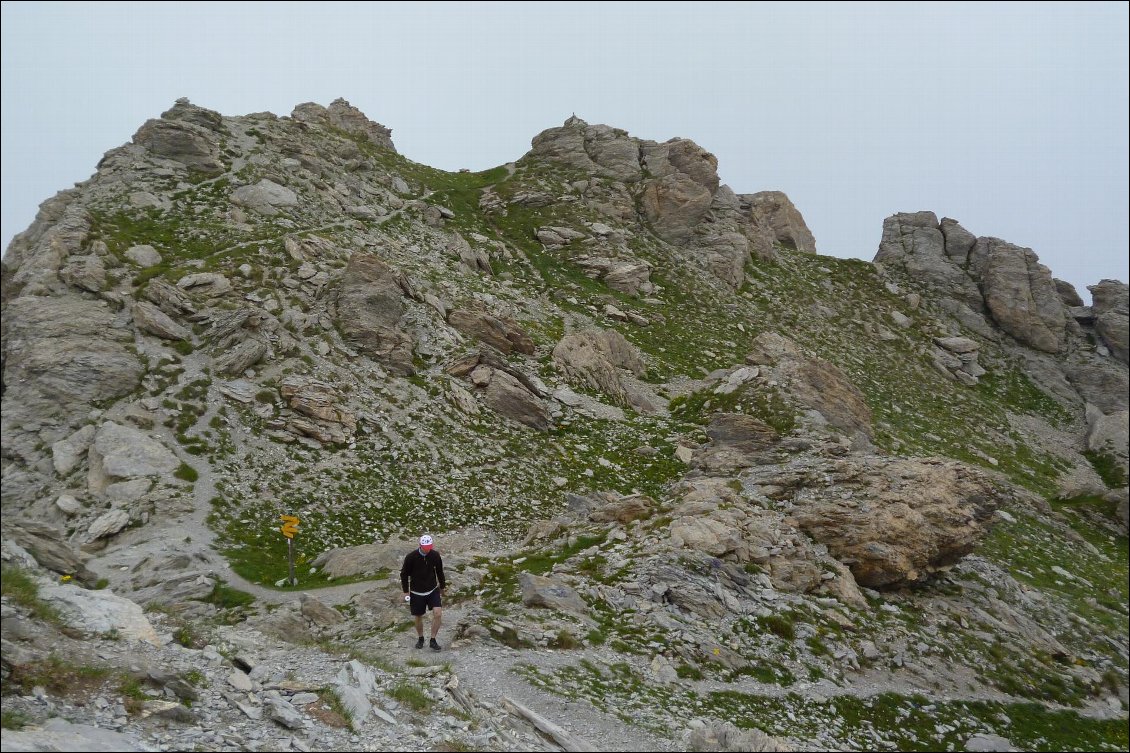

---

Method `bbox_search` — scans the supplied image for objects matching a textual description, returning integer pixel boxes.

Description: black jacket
[400,549,445,594]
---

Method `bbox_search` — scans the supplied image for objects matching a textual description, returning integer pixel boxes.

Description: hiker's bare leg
[414,615,424,637]
[431,607,443,639]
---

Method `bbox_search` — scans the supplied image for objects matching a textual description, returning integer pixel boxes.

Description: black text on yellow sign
[280,515,299,539]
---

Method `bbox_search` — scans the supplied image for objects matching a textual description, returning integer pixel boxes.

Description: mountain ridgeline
[1,98,1127,752]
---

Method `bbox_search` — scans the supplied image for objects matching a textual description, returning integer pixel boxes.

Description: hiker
[400,534,446,651]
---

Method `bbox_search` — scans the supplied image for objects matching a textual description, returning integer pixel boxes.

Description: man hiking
[401,534,446,650]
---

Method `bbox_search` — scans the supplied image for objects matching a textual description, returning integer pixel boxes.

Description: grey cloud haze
[2,1,1127,301]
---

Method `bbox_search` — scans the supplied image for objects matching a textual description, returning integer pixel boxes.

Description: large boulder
[229,179,299,216]
[790,457,1003,588]
[552,328,651,411]
[747,332,872,440]
[279,376,357,443]
[519,572,588,615]
[310,539,413,579]
[89,421,179,488]
[213,339,267,376]
[335,253,416,375]
[38,581,160,644]
[447,303,535,355]
[1089,279,1129,364]
[132,301,191,341]
[479,368,550,431]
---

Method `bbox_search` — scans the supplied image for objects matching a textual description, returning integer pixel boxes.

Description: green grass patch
[0,565,63,624]
[174,462,199,483]
[1083,450,1128,488]
[388,680,433,712]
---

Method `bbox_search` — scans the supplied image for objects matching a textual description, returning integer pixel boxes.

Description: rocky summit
[1,98,1127,752]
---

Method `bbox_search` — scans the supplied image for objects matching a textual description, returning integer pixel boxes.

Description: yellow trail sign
[280,514,299,539]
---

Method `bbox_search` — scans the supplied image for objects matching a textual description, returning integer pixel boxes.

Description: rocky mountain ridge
[1,97,1127,752]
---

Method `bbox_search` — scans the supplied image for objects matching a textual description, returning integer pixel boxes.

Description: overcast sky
[3,2,1127,302]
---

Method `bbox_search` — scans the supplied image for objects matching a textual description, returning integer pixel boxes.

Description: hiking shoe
[430,638,442,652]
[415,636,425,649]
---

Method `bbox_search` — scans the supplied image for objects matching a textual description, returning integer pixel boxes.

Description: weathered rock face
[666,477,826,594]
[790,457,1003,588]
[969,237,1066,353]
[1090,279,1129,365]
[1,295,142,461]
[741,191,817,253]
[447,304,535,356]
[1065,359,1129,414]
[335,253,416,375]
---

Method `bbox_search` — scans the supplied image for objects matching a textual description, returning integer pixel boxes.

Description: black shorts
[409,590,442,616]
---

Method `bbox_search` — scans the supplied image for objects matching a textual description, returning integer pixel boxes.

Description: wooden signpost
[280,515,299,586]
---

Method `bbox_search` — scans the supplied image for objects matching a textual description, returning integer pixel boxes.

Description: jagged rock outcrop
[144,279,198,319]
[740,191,817,253]
[527,116,812,284]
[1090,279,1129,364]
[335,253,417,375]
[968,236,1067,353]
[291,97,396,151]
[874,213,1069,353]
